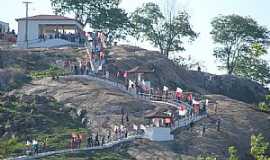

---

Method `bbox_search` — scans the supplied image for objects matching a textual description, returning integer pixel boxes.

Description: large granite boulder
[0,69,30,91]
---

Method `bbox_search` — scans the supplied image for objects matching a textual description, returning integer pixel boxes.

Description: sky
[0,0,270,74]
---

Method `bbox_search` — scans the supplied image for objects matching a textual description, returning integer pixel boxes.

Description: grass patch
[0,94,89,158]
[30,66,69,79]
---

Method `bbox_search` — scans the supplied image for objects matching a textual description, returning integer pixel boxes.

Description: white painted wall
[144,127,174,141]
[17,20,39,47]
[16,19,83,48]
[0,21,9,33]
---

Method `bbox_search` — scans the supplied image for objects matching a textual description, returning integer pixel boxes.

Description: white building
[0,21,9,33]
[16,15,84,48]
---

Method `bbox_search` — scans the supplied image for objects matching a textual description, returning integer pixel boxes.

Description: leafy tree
[130,2,197,57]
[234,43,270,85]
[251,134,270,160]
[228,146,239,160]
[210,14,270,75]
[50,0,129,37]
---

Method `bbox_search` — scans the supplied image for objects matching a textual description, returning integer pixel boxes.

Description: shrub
[31,66,68,79]
[251,134,270,160]
[228,146,239,160]
[0,138,24,159]
[257,102,270,112]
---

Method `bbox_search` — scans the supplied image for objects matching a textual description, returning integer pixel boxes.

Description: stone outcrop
[107,45,269,104]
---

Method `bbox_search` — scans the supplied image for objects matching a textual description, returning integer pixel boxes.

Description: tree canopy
[129,2,197,57]
[234,43,270,85]
[211,14,270,75]
[50,0,129,37]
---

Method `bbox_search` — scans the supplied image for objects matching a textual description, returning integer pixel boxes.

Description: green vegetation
[251,134,270,160]
[0,94,88,158]
[226,134,270,160]
[31,66,68,79]
[210,14,270,79]
[198,134,269,160]
[50,0,130,38]
[130,2,197,57]
[257,102,270,112]
[234,43,270,85]
[228,146,239,160]
[0,138,24,159]
[257,94,270,112]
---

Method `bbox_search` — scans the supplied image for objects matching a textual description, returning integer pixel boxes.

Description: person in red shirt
[187,93,193,105]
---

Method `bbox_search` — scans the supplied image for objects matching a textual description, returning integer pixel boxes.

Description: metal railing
[171,113,207,132]
[6,134,143,160]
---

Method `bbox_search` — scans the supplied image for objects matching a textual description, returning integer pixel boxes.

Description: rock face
[0,69,30,91]
[106,45,269,104]
[202,74,268,104]
[177,71,269,104]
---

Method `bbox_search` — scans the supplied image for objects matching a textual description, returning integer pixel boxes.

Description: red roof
[16,15,76,21]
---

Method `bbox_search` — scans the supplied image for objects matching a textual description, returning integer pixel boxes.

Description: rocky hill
[39,95,270,160]
[0,46,268,103]
[105,45,269,104]
[0,46,269,159]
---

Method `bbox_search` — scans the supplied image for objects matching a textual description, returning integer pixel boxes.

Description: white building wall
[0,21,9,33]
[144,127,174,141]
[16,19,83,48]
[17,20,43,48]
[17,21,27,47]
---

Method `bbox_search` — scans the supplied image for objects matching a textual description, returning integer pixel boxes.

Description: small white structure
[0,21,9,33]
[144,127,174,141]
[143,112,175,141]
[16,15,84,48]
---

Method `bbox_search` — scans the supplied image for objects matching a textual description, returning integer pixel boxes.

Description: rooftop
[15,15,76,21]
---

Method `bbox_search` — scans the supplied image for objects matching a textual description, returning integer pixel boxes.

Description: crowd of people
[27,28,220,156]
[39,32,86,44]
[85,127,129,148]
[85,31,109,73]
[25,137,48,156]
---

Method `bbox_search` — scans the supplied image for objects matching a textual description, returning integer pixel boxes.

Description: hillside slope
[0,46,270,159]
[28,94,270,160]
[0,46,268,103]
[14,76,156,135]
[11,76,270,159]
[105,45,268,104]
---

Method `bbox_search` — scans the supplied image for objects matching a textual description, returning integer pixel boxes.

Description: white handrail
[6,135,143,160]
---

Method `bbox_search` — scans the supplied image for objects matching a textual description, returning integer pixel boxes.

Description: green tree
[251,134,270,160]
[234,43,270,85]
[130,2,197,57]
[228,146,239,160]
[50,0,129,37]
[210,14,270,75]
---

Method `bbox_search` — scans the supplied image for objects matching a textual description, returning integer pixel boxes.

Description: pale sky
[0,0,270,74]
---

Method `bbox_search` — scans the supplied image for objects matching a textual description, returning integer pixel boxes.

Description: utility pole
[23,1,32,48]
